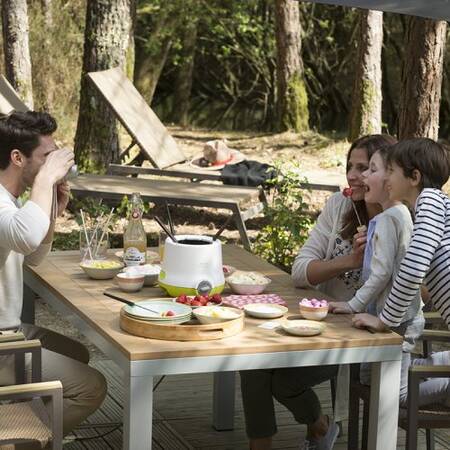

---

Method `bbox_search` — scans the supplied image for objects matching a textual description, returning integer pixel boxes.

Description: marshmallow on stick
[342,187,367,233]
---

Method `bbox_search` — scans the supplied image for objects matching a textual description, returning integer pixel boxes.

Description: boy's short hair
[0,111,57,170]
[387,138,450,190]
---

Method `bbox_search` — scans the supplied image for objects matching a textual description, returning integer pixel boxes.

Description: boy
[353,138,450,332]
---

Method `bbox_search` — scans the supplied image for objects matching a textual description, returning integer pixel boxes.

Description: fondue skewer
[165,202,175,235]
[213,215,234,241]
[103,292,161,315]
[154,215,178,243]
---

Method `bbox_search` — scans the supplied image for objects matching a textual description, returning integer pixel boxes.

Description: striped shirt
[380,188,450,329]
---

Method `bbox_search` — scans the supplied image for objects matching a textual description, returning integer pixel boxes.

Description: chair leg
[426,429,435,450]
[230,205,251,251]
[330,377,342,437]
[348,366,360,450]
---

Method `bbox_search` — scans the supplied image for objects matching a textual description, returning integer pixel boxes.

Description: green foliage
[253,163,313,273]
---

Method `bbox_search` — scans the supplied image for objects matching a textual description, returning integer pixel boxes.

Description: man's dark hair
[387,138,450,190]
[0,111,57,170]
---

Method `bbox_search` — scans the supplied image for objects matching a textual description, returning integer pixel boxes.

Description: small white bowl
[193,306,242,324]
[116,273,145,292]
[123,264,161,286]
[227,272,271,295]
[243,303,288,319]
[80,260,124,280]
[299,304,328,321]
[282,320,325,336]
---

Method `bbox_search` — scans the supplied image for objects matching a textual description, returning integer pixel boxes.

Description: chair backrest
[88,67,186,169]
[0,75,29,114]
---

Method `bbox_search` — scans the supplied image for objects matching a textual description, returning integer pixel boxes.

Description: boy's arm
[379,191,446,327]
[347,215,398,312]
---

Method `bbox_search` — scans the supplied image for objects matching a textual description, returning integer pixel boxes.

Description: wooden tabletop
[25,246,402,361]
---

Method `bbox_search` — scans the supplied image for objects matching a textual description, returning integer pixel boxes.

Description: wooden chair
[348,318,450,450]
[0,333,63,450]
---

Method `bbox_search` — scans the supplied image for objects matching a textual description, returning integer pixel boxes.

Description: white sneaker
[300,439,318,450]
[314,420,340,450]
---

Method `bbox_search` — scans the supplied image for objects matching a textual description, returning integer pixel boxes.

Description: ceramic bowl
[116,272,145,292]
[243,303,288,319]
[281,320,325,336]
[227,271,271,295]
[123,264,161,286]
[299,304,329,321]
[80,260,124,280]
[193,306,242,324]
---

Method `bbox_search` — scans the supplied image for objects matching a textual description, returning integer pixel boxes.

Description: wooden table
[24,246,403,450]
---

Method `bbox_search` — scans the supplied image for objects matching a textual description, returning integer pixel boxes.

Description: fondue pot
[158,234,225,297]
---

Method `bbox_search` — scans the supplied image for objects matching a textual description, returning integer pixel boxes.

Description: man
[0,111,107,436]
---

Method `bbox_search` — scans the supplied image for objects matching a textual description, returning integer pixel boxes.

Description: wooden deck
[62,358,450,450]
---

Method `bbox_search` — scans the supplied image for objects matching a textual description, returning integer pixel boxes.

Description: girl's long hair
[341,134,397,240]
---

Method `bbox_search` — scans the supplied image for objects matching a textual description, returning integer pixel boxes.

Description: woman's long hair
[341,134,397,240]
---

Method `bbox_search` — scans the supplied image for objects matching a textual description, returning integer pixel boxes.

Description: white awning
[305,1,450,21]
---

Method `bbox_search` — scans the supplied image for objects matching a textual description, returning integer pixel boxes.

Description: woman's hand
[352,313,389,332]
[347,229,367,269]
[328,301,353,314]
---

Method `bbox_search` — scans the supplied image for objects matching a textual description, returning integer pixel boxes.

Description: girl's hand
[352,313,389,332]
[348,230,367,269]
[329,301,353,314]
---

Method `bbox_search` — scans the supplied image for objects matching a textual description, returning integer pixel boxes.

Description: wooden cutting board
[120,308,244,341]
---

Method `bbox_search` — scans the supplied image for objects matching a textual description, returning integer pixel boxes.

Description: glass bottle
[123,193,147,266]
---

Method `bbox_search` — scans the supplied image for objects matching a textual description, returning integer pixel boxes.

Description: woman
[240,134,397,450]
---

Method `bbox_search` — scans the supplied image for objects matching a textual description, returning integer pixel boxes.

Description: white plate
[123,300,192,320]
[243,303,288,319]
[281,320,325,336]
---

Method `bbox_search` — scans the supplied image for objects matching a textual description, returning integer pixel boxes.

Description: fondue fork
[154,215,177,242]
[103,292,161,315]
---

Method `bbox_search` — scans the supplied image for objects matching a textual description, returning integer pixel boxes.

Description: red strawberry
[198,296,208,305]
[176,295,187,304]
[342,187,353,198]
[191,300,202,306]
[211,294,222,304]
[165,310,175,317]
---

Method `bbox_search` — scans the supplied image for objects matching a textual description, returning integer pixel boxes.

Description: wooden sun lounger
[69,174,266,250]
[0,75,29,114]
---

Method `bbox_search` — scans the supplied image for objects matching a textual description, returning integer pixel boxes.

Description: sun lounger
[69,174,265,250]
[0,75,29,114]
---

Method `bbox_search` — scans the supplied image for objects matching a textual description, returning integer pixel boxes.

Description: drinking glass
[158,231,168,262]
[80,228,109,261]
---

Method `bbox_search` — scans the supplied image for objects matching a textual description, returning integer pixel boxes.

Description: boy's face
[386,161,414,203]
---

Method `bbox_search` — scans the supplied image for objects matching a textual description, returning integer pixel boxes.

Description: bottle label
[124,247,145,266]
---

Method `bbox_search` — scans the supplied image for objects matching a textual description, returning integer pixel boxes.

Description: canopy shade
[306,1,450,21]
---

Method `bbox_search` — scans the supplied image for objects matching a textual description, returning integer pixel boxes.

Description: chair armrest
[0,380,63,448]
[0,339,42,383]
[0,330,25,343]
[420,329,450,343]
[424,311,443,325]
[409,364,450,379]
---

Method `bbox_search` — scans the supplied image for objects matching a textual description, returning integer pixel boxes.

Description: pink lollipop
[343,187,363,227]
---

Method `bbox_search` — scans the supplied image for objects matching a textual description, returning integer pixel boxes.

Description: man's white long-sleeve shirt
[0,183,51,329]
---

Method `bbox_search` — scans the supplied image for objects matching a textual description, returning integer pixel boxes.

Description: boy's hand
[329,301,353,314]
[352,313,389,332]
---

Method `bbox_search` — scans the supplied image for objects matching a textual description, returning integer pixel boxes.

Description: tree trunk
[1,0,33,109]
[134,36,172,106]
[74,0,133,173]
[274,0,309,132]
[349,10,383,141]
[170,18,198,126]
[398,17,447,140]
[40,0,53,110]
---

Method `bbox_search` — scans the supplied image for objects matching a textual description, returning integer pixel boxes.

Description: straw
[94,208,114,257]
[87,211,104,249]
[80,209,93,260]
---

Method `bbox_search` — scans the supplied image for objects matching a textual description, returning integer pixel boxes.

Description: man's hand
[56,181,70,217]
[352,313,389,332]
[38,148,74,186]
[328,301,353,314]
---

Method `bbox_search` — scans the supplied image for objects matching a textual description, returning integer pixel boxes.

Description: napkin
[222,294,287,309]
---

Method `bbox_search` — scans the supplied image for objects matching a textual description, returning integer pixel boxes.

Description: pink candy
[299,298,328,308]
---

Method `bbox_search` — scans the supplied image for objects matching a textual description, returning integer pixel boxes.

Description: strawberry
[191,300,202,306]
[198,296,208,305]
[342,187,353,198]
[211,294,222,304]
[165,310,175,317]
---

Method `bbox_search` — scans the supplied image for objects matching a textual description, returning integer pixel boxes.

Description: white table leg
[124,374,154,450]
[367,359,401,450]
[213,371,236,430]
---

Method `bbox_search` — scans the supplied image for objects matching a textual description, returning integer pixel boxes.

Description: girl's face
[362,152,390,207]
[346,147,369,201]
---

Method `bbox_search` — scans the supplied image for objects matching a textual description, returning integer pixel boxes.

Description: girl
[329,146,424,404]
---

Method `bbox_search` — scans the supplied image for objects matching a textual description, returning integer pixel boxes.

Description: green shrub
[253,163,313,273]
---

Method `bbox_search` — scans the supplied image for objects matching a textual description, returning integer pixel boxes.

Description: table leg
[367,359,401,450]
[124,374,154,450]
[213,371,236,431]
[21,283,36,324]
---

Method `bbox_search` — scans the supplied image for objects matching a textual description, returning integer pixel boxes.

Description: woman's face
[346,147,369,201]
